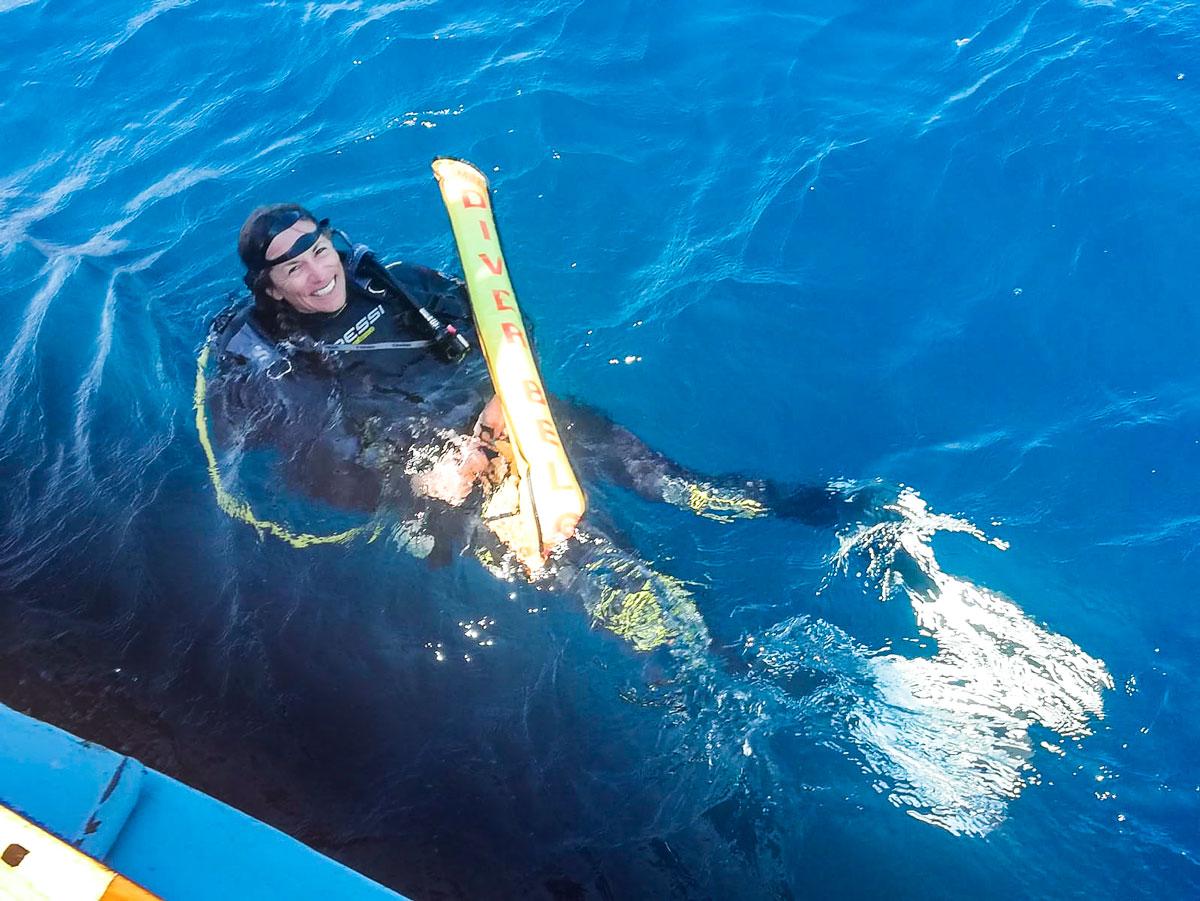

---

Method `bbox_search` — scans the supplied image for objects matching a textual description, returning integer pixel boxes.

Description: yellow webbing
[193,343,377,549]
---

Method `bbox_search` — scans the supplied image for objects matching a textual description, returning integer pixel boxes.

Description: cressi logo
[338,304,384,345]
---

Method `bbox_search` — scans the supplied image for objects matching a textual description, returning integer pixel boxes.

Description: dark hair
[238,203,321,296]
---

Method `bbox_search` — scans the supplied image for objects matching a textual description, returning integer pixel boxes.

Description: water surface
[1,1,1197,898]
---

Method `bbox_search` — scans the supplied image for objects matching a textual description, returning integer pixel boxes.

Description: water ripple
[753,488,1110,836]
[0,257,74,429]
[85,0,197,61]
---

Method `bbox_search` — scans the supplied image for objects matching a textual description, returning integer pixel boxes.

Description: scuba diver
[203,203,844,652]
[200,200,1113,839]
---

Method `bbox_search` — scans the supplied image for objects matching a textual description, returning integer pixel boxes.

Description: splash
[758,487,1112,836]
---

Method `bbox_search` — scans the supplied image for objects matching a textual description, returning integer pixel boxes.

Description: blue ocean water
[1,0,1198,897]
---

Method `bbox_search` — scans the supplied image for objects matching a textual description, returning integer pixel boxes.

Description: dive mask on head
[238,203,332,290]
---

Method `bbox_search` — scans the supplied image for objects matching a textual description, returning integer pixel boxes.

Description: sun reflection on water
[756,487,1112,836]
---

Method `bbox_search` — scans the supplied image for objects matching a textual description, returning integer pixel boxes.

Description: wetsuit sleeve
[205,358,293,450]
[206,357,384,512]
[550,398,845,527]
[393,264,470,323]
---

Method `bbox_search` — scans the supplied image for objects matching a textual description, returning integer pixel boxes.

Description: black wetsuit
[206,254,846,650]
[208,261,488,511]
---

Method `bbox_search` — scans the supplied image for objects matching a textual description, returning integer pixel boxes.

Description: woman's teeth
[313,276,336,297]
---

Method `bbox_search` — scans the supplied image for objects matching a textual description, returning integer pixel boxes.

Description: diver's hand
[412,438,491,506]
[473,395,506,445]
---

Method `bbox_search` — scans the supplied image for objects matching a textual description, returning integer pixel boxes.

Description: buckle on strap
[266,358,293,380]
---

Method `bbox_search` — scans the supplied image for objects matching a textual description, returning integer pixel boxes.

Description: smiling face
[263,220,347,314]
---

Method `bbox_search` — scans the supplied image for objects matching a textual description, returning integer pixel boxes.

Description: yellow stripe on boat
[432,157,586,571]
[0,804,160,901]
